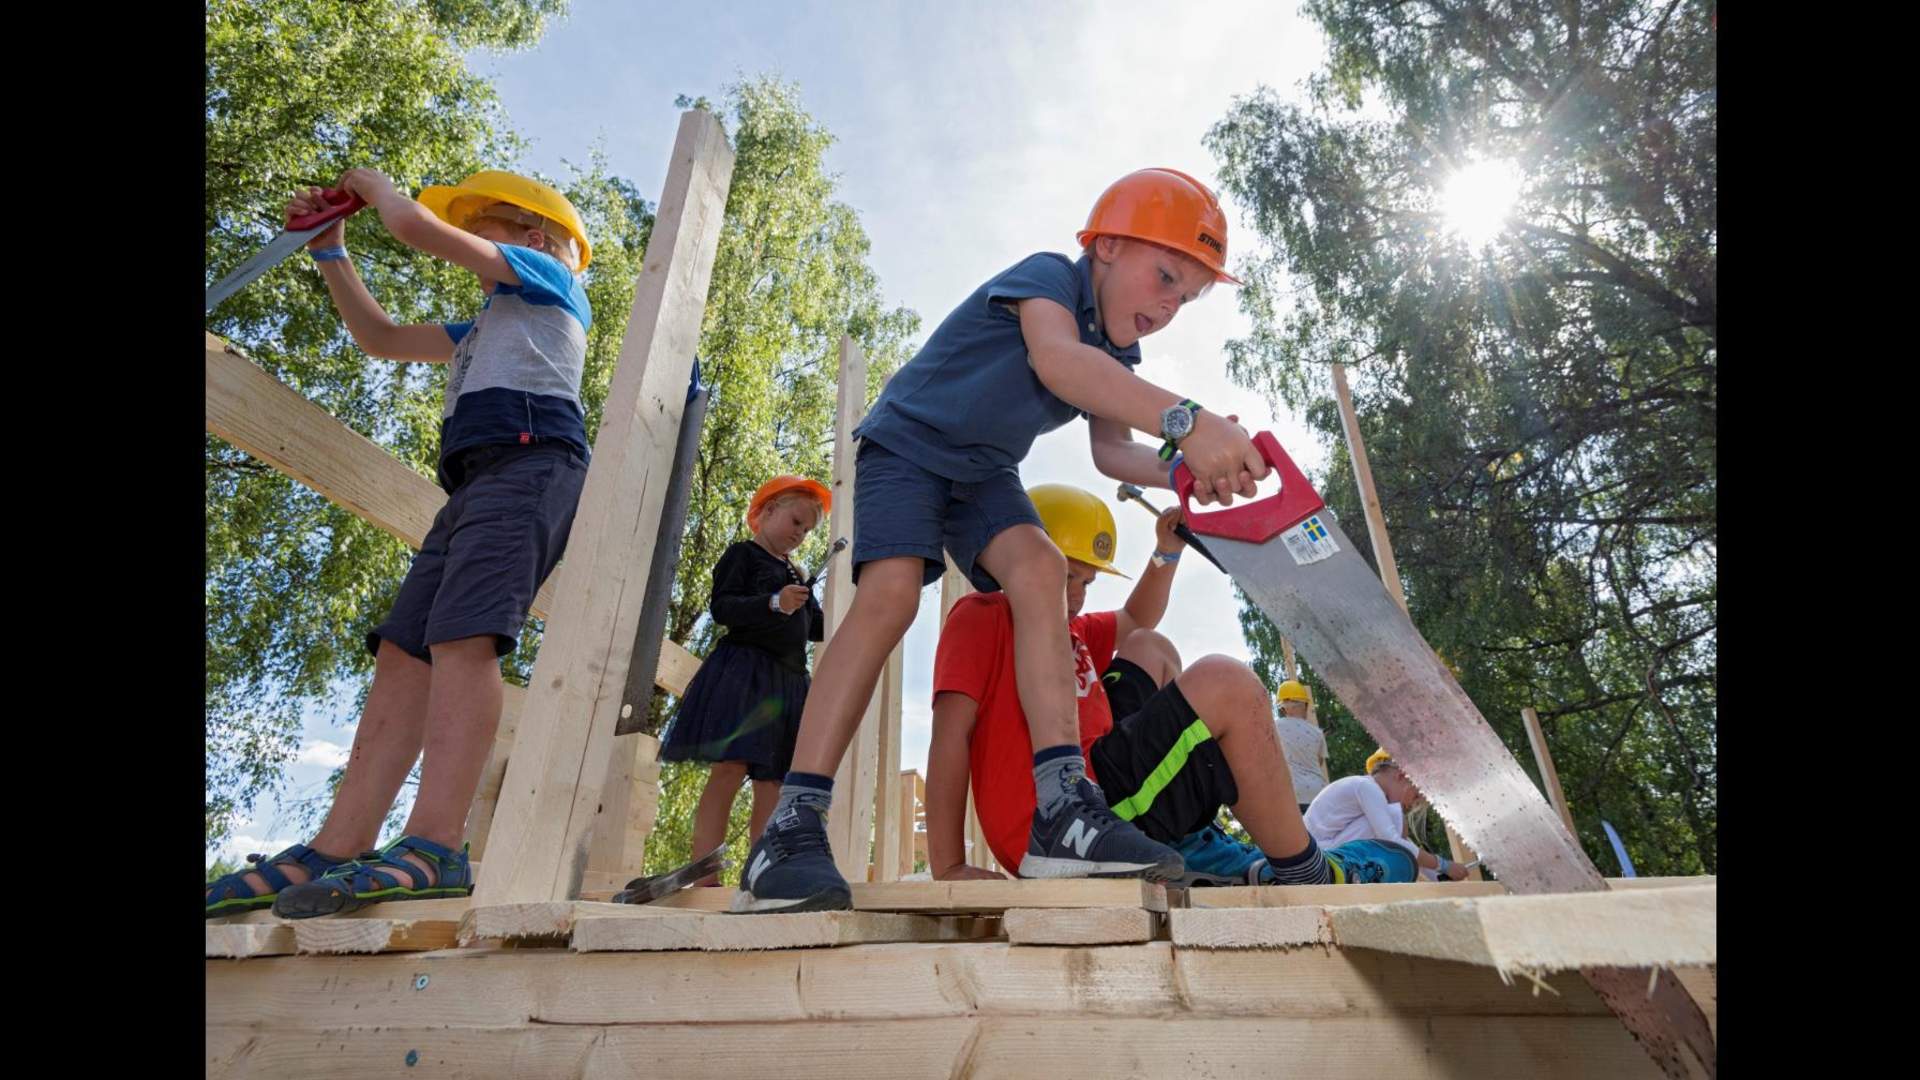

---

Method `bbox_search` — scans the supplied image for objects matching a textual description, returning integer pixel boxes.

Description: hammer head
[1116,482,1146,503]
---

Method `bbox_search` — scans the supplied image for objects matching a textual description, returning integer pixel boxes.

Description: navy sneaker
[1171,822,1267,886]
[729,803,853,913]
[1022,777,1185,881]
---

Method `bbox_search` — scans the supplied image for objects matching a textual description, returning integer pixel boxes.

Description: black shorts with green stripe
[1090,663,1238,844]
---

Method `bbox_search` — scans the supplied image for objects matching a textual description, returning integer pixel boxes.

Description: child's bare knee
[710,761,749,782]
[1180,655,1267,720]
[997,540,1066,599]
[1118,629,1182,679]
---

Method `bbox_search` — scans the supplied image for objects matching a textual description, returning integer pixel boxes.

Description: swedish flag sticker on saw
[1281,514,1340,566]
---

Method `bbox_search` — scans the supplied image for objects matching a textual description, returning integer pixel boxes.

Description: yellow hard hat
[1365,749,1395,775]
[1275,679,1311,704]
[1028,484,1129,577]
[416,170,592,270]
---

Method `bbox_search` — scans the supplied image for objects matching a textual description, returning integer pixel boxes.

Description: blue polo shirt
[854,252,1142,482]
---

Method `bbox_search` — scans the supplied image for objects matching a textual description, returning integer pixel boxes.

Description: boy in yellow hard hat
[1273,679,1329,814]
[206,169,595,919]
[741,169,1273,912]
[925,485,1393,888]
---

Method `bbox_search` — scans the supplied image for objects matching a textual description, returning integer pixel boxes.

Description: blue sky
[214,0,1340,866]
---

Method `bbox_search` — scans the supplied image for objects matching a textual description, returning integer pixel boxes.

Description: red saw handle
[286,188,367,232]
[1174,430,1326,544]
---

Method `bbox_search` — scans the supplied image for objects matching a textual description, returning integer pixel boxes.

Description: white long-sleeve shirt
[1304,775,1415,856]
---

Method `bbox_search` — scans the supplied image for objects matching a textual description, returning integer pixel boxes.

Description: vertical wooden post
[872,643,906,880]
[1280,637,1297,680]
[475,110,735,904]
[822,336,881,881]
[1330,361,1482,880]
[897,770,918,878]
[1520,706,1578,837]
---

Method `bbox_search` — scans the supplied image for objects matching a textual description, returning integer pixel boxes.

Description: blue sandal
[205,843,349,919]
[271,835,475,919]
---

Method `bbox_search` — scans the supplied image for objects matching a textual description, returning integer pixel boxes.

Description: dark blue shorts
[851,438,1042,592]
[368,443,587,662]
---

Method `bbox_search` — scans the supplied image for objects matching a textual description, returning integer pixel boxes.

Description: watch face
[1163,406,1194,440]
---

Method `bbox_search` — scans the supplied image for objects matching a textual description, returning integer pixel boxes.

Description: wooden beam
[818,336,880,881]
[571,910,958,952]
[1328,884,1717,976]
[898,769,919,877]
[872,643,906,880]
[205,333,700,698]
[1521,706,1579,837]
[205,924,294,959]
[475,109,735,905]
[464,682,524,860]
[1329,361,1481,880]
[1003,907,1159,945]
[1182,875,1709,910]
[851,877,1167,914]
[208,942,1711,1031]
[1169,906,1333,948]
[584,730,661,882]
[288,914,460,955]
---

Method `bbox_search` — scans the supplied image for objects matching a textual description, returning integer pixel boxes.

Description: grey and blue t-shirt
[439,243,593,490]
[854,252,1141,482]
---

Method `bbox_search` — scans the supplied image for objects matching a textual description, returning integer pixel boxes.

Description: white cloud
[296,739,352,770]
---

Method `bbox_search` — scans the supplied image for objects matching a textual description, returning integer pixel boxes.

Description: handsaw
[205,188,367,315]
[1175,432,1714,1079]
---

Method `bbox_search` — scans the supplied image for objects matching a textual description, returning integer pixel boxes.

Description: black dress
[659,540,825,781]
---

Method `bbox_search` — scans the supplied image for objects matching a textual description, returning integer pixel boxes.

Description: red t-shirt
[931,592,1118,873]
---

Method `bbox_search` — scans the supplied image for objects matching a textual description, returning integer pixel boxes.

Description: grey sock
[1032,752,1089,817]
[772,772,833,822]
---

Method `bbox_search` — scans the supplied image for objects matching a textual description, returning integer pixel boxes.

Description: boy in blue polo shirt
[205,169,595,919]
[739,169,1271,912]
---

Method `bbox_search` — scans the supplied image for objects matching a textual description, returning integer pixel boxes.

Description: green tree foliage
[1205,1,1714,874]
[638,79,922,881]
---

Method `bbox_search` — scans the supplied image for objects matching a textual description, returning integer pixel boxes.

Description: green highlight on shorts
[1108,717,1213,822]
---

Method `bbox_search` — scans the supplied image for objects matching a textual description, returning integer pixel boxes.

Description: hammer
[805,536,850,589]
[1115,483,1227,573]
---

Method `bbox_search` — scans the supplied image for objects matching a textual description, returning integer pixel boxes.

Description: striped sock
[1262,835,1333,885]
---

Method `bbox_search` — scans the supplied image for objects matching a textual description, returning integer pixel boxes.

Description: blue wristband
[309,246,348,263]
[1152,550,1181,563]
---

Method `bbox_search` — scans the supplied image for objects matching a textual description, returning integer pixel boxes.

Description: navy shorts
[850,438,1043,592]
[368,443,588,662]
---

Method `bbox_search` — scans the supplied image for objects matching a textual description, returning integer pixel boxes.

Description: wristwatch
[768,593,784,613]
[1157,399,1201,461]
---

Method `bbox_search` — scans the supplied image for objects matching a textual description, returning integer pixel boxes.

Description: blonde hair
[759,489,825,529]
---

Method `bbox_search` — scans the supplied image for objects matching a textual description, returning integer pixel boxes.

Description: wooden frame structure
[206,111,1714,1078]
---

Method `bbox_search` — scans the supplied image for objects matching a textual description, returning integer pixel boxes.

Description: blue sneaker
[1171,823,1268,886]
[730,803,853,913]
[1022,777,1185,881]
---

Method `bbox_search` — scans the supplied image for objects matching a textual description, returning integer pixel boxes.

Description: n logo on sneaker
[1062,819,1100,858]
[747,849,773,888]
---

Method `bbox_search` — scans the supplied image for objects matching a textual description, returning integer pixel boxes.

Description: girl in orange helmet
[659,476,831,885]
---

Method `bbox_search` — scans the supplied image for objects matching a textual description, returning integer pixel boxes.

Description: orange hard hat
[747,475,831,531]
[1076,168,1241,285]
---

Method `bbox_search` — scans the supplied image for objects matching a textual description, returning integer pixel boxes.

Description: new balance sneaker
[729,803,853,913]
[1171,822,1267,886]
[1021,777,1185,880]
